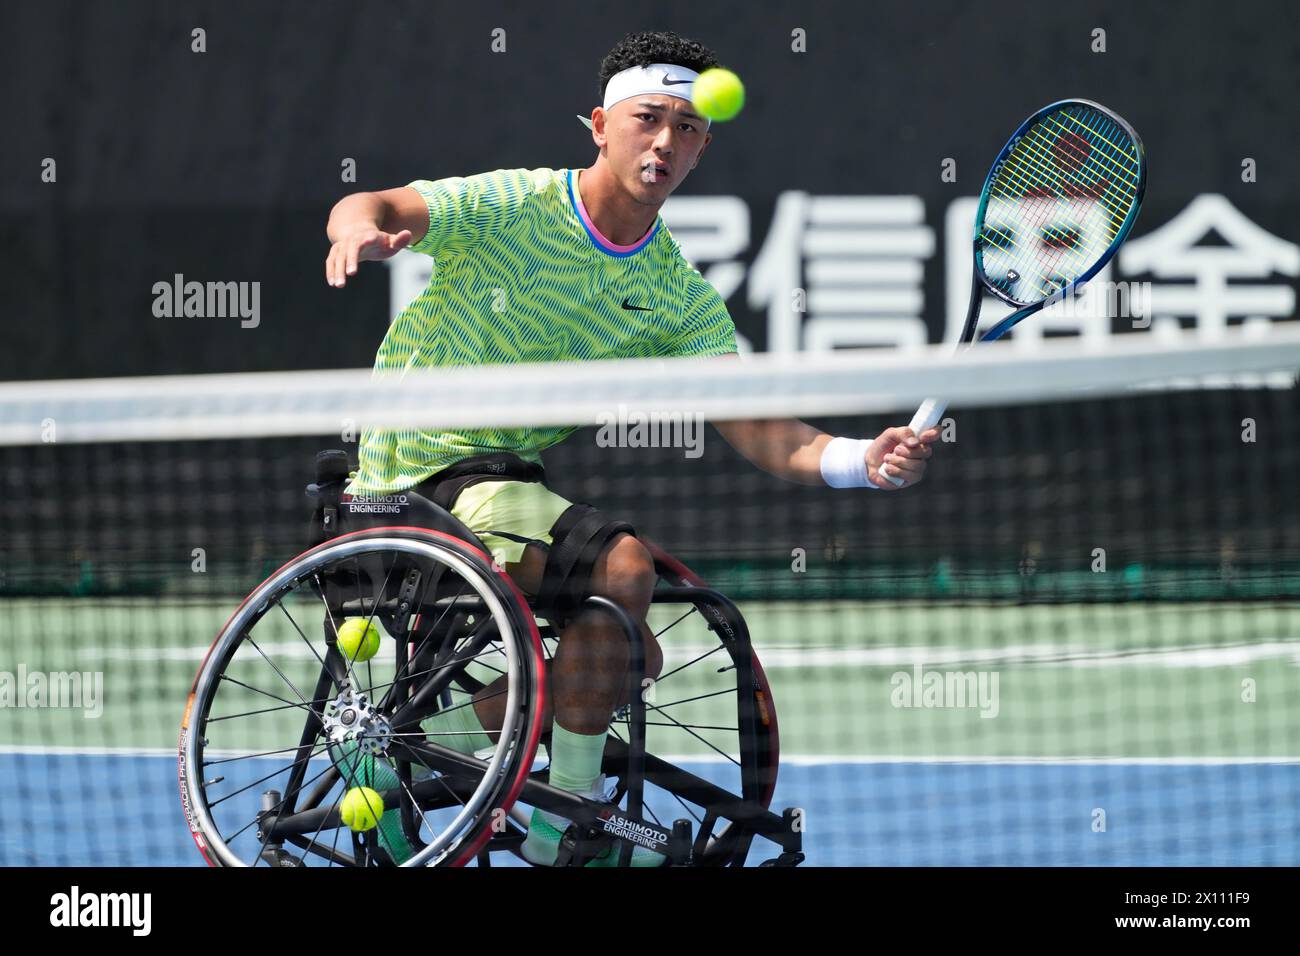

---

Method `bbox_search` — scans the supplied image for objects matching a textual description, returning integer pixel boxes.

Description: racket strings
[1018,119,1135,233]
[980,105,1141,302]
[1012,117,1137,208]
[994,108,1140,211]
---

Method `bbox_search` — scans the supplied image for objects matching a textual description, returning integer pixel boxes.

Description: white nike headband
[576,62,711,131]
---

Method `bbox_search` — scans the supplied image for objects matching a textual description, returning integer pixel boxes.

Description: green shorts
[448,480,574,567]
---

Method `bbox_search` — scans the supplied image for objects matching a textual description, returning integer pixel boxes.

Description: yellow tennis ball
[336,617,381,663]
[692,68,745,122]
[339,786,383,832]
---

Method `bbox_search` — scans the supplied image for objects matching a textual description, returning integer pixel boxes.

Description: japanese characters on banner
[386,193,1299,361]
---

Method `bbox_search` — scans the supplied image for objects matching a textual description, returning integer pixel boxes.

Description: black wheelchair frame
[178,462,804,867]
[473,552,802,867]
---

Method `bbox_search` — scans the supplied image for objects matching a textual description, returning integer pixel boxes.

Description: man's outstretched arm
[325,186,429,288]
[713,417,936,489]
[709,350,937,489]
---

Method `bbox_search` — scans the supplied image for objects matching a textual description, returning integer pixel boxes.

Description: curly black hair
[598,31,720,99]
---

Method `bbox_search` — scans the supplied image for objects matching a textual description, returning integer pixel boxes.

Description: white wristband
[820,437,881,489]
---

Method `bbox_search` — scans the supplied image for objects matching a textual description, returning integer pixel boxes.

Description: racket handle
[879,398,947,487]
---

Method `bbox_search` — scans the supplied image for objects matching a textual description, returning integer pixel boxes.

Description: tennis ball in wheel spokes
[339,786,384,832]
[336,617,381,663]
[691,68,745,122]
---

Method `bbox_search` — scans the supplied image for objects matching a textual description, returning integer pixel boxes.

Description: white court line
[67,637,1300,669]
[754,754,1300,766]
[2,745,1298,766]
[717,641,1300,669]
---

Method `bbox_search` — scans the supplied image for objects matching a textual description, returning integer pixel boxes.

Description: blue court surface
[3,752,1296,866]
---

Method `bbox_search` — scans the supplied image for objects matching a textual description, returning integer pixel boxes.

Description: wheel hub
[323,689,392,756]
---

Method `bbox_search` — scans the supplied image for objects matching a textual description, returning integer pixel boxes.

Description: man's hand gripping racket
[881,98,1147,485]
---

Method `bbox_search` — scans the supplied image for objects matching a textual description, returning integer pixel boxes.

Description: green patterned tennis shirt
[347,167,737,494]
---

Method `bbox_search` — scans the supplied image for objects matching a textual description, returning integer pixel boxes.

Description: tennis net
[2,328,1299,866]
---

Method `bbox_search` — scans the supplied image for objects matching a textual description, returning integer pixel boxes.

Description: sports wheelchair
[179,451,804,867]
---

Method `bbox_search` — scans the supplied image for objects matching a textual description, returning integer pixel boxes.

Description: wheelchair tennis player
[323,30,939,865]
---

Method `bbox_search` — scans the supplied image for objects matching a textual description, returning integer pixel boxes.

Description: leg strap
[536,504,634,626]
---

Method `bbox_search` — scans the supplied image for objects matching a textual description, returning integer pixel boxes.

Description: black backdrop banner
[1,0,1297,379]
[2,3,1299,878]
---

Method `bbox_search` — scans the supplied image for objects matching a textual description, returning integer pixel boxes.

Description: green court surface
[3,596,1296,761]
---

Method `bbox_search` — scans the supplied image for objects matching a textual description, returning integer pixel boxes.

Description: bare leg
[471,535,663,740]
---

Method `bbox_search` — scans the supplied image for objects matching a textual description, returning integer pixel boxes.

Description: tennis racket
[882,98,1146,485]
